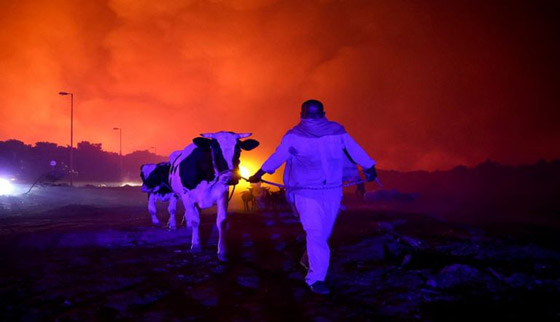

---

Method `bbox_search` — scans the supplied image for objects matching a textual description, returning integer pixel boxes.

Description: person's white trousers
[294,193,341,285]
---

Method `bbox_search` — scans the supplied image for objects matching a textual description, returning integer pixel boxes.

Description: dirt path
[1,188,559,321]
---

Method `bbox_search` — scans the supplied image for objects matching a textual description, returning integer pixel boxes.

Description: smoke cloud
[1,0,558,170]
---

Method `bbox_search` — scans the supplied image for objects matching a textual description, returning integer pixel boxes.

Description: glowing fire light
[0,178,14,196]
[121,182,141,187]
[239,166,251,179]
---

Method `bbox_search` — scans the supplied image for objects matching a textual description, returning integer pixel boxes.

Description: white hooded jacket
[261,117,375,200]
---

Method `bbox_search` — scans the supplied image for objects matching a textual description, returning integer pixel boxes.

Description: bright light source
[121,182,141,187]
[0,178,14,196]
[239,166,250,179]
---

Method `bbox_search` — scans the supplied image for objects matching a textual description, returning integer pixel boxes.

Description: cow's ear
[239,139,259,151]
[193,137,212,150]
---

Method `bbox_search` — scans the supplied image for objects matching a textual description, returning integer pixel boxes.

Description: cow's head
[140,162,170,193]
[140,164,157,193]
[193,131,259,185]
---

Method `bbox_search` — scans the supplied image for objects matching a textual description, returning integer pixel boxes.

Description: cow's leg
[167,195,178,230]
[148,194,161,226]
[216,192,229,262]
[184,200,201,253]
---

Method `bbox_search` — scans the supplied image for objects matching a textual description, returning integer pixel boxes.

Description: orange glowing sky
[1,0,559,171]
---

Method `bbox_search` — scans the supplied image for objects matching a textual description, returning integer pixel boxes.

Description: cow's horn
[236,133,252,138]
[201,133,214,138]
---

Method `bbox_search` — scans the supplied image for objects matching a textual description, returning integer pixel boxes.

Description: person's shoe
[309,281,330,295]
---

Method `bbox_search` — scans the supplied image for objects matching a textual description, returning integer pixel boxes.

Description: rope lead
[241,177,382,190]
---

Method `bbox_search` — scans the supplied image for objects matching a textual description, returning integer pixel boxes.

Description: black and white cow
[140,162,179,229]
[169,131,259,261]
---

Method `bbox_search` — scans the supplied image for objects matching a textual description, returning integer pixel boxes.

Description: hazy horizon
[2,136,558,173]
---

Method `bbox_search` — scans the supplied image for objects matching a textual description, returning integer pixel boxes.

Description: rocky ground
[0,186,559,321]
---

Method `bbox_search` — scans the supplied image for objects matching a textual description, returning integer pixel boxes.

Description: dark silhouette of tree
[75,141,118,181]
[29,142,69,179]
[123,150,166,180]
[0,139,166,183]
[0,140,31,178]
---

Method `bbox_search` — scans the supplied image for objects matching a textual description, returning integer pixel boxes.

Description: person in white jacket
[249,99,377,295]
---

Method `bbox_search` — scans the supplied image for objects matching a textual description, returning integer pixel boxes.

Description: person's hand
[248,169,266,183]
[364,166,377,182]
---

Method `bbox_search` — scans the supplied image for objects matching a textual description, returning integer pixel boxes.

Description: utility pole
[59,92,74,186]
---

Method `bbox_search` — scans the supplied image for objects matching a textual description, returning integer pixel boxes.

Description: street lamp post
[59,91,74,187]
[113,127,122,180]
